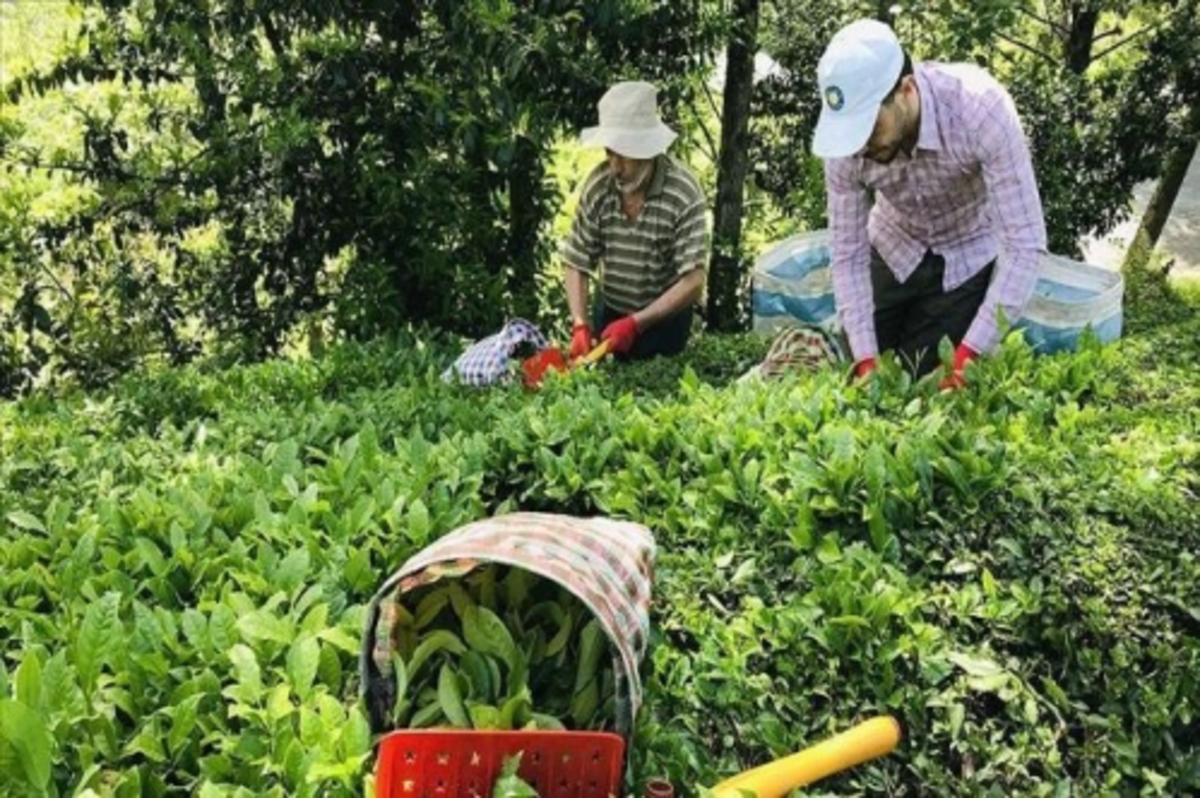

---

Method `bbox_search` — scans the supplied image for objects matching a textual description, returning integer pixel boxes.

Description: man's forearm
[632,268,705,330]
[963,248,1042,354]
[832,253,878,361]
[564,267,591,326]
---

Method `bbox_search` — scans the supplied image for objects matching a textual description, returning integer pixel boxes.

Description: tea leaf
[75,592,122,694]
[437,663,469,728]
[0,699,51,789]
[287,635,321,699]
[6,511,45,533]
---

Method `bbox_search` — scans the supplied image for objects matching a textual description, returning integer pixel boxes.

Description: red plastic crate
[375,729,626,797]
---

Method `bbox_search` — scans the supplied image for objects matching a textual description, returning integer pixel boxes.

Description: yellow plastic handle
[710,716,901,798]
[573,338,611,367]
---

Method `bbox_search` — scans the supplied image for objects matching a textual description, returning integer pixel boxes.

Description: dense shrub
[1,286,1198,795]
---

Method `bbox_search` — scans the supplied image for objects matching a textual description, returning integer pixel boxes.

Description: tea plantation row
[2,280,1198,796]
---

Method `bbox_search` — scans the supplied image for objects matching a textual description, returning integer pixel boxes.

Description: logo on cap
[824,86,845,111]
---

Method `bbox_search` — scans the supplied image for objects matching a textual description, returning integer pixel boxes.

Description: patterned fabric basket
[739,324,849,383]
[360,512,656,739]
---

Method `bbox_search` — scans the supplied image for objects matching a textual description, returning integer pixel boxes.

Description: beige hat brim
[580,123,677,159]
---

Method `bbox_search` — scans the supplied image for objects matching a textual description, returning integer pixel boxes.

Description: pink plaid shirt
[824,62,1048,359]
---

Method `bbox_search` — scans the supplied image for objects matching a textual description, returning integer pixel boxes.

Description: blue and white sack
[751,231,838,335]
[1014,255,1123,354]
[750,230,1124,354]
[442,318,549,387]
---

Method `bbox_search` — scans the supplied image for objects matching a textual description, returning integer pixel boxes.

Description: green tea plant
[2,286,1198,796]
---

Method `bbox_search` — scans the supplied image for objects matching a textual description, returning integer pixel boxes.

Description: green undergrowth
[2,279,1197,796]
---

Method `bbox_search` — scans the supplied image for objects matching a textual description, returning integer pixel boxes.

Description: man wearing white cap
[561,81,708,360]
[812,19,1047,387]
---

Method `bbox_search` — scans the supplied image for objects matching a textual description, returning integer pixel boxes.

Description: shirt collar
[646,155,668,196]
[914,64,943,152]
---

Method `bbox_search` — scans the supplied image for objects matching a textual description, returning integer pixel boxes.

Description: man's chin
[616,163,654,193]
[866,149,898,164]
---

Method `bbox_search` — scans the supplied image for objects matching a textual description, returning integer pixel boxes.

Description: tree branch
[1091,24,1158,62]
[6,150,202,189]
[258,10,286,58]
[995,31,1058,65]
[36,260,75,303]
[694,82,722,163]
[1092,2,1193,64]
[1018,6,1070,38]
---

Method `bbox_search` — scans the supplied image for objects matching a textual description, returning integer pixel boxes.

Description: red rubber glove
[939,343,978,391]
[599,315,639,355]
[853,357,878,380]
[569,323,593,360]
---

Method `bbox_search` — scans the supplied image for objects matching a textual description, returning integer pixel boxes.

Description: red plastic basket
[520,347,568,388]
[375,729,625,797]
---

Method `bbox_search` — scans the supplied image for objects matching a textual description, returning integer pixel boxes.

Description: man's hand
[600,315,639,354]
[939,343,978,391]
[569,323,594,360]
[853,357,878,380]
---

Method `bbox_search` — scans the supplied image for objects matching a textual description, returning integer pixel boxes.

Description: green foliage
[383,567,617,732]
[3,0,1197,388]
[2,286,1198,795]
[492,752,539,797]
[1,0,719,395]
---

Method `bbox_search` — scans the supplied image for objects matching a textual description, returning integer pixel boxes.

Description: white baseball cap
[811,19,905,159]
[580,81,677,159]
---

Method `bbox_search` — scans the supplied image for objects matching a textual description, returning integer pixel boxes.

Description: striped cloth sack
[360,512,656,739]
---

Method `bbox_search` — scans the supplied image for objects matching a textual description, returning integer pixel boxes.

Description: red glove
[939,343,978,391]
[853,357,878,380]
[599,315,639,354]
[569,323,593,360]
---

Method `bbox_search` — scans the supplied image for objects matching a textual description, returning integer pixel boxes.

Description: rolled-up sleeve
[826,158,877,360]
[963,90,1047,353]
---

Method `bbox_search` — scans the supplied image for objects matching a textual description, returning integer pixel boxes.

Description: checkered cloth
[442,318,549,387]
[360,512,656,740]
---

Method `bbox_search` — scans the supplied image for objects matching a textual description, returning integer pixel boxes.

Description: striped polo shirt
[561,155,708,314]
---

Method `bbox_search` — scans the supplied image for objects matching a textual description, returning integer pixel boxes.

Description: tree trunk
[507,135,543,322]
[1124,99,1200,271]
[707,0,759,333]
[1066,4,1099,74]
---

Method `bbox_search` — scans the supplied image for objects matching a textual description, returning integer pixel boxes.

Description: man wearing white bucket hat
[561,81,708,360]
[813,19,1048,387]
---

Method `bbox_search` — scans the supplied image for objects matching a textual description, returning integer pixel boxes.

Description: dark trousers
[871,249,993,377]
[593,303,692,360]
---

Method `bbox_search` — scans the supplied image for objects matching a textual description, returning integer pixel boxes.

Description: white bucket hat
[580,81,677,159]
[812,19,905,159]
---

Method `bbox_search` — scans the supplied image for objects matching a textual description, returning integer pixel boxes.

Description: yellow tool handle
[573,338,611,367]
[710,716,901,798]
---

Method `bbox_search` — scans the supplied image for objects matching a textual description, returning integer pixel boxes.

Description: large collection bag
[751,230,1124,354]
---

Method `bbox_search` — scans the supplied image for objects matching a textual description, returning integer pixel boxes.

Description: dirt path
[1082,150,1200,282]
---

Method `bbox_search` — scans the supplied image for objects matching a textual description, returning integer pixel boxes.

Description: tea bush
[2,285,1198,796]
